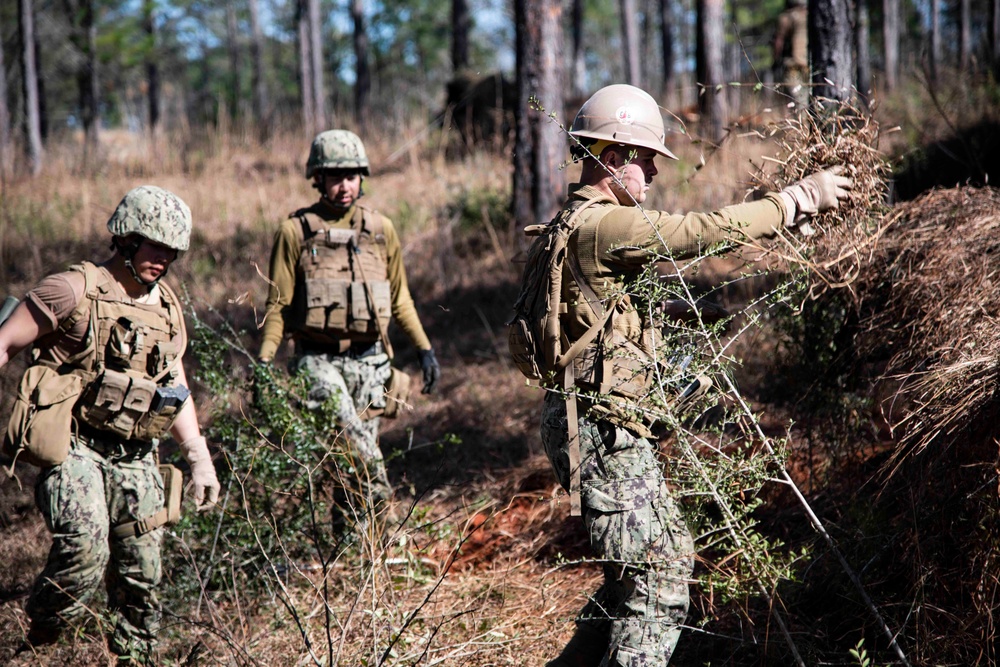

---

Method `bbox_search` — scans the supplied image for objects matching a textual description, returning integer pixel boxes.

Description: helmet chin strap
[113,237,167,289]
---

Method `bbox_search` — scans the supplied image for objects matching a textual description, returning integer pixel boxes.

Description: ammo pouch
[303,278,391,336]
[383,367,411,419]
[77,368,188,442]
[507,316,543,380]
[3,365,83,468]
[111,463,183,539]
[359,367,411,420]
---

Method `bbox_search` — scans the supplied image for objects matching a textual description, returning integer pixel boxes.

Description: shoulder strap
[152,281,188,384]
[292,208,322,241]
[55,262,105,370]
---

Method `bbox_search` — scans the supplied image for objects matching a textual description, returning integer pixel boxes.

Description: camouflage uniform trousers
[293,343,393,504]
[540,391,695,667]
[27,436,164,659]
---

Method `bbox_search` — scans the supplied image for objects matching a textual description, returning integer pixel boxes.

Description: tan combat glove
[781,166,853,225]
[179,435,220,510]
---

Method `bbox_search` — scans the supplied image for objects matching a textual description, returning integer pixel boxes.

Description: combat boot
[545,626,609,667]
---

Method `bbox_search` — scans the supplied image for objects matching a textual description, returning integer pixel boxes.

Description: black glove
[418,348,440,394]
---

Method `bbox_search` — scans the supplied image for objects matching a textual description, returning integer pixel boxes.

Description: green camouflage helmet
[306,130,370,178]
[106,185,192,253]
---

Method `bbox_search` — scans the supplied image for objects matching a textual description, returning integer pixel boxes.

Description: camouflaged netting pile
[106,185,192,252]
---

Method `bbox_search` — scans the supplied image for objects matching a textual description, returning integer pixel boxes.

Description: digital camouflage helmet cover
[106,185,192,253]
[306,130,371,178]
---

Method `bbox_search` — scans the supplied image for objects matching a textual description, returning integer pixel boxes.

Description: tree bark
[959,0,971,72]
[882,0,899,90]
[809,0,854,101]
[64,0,99,155]
[297,0,315,134]
[226,0,243,121]
[993,0,1000,79]
[929,0,940,82]
[452,0,470,72]
[513,0,565,230]
[248,0,270,135]
[620,0,641,85]
[143,0,160,132]
[855,0,871,103]
[0,24,11,175]
[571,0,586,97]
[307,0,326,130]
[659,0,674,102]
[19,0,42,175]
[697,0,727,141]
[352,0,370,131]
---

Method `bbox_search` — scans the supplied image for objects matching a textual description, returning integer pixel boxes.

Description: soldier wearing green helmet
[259,130,440,522]
[0,185,220,662]
[510,84,852,667]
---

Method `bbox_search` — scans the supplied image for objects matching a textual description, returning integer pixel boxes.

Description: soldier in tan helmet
[0,186,220,662]
[258,130,440,523]
[508,84,851,666]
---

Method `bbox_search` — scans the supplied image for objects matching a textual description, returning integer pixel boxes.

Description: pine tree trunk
[620,0,641,85]
[226,0,243,122]
[307,0,326,130]
[856,0,871,103]
[298,0,315,134]
[993,0,1000,79]
[513,0,565,230]
[571,0,586,97]
[809,0,854,101]
[248,0,270,136]
[144,0,160,132]
[882,0,899,90]
[353,0,370,130]
[959,0,971,72]
[452,0,470,72]
[929,0,940,82]
[697,0,727,141]
[0,24,11,175]
[659,0,674,102]
[19,0,42,175]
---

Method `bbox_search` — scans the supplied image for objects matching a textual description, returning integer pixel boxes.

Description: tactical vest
[42,262,188,443]
[508,197,657,419]
[293,205,392,344]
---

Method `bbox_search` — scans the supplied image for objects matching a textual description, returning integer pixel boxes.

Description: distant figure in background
[0,186,220,662]
[773,0,809,112]
[258,130,441,522]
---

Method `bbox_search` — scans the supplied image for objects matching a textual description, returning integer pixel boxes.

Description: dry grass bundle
[751,99,893,301]
[856,186,1000,454]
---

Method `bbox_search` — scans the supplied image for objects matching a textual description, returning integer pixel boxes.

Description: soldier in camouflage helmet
[514,85,851,666]
[259,130,441,525]
[0,185,220,663]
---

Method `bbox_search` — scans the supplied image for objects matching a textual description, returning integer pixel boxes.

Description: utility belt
[75,422,155,461]
[296,337,382,359]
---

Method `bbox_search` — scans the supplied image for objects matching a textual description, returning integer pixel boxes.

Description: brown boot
[545,626,609,667]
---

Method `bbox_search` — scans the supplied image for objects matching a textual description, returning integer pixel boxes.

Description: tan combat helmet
[570,84,678,160]
[107,185,192,253]
[306,130,370,178]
